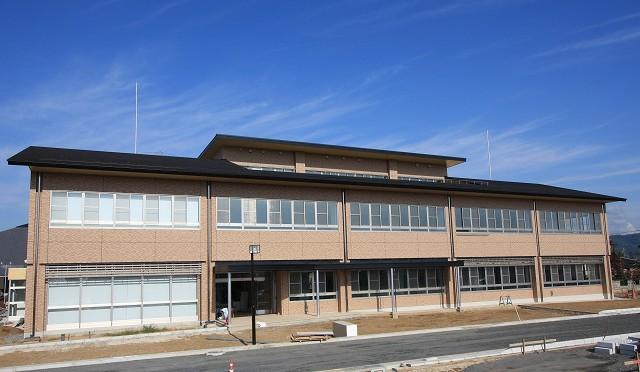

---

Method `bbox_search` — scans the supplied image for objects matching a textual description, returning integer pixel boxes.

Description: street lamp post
[249,244,261,346]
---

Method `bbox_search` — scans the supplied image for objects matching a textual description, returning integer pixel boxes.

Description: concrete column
[227,272,232,322]
[532,202,544,302]
[446,266,455,308]
[602,204,614,300]
[295,152,306,173]
[387,160,398,179]
[337,270,348,313]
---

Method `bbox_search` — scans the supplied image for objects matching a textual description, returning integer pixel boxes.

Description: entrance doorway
[215,272,275,317]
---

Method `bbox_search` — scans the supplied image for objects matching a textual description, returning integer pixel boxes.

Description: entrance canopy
[216,258,463,272]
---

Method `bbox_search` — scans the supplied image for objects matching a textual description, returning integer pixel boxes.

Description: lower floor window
[288,271,336,301]
[46,275,198,330]
[460,266,532,291]
[351,268,443,297]
[543,264,601,287]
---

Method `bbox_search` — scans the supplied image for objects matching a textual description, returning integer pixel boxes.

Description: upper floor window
[50,191,199,229]
[539,210,602,234]
[216,197,338,230]
[350,202,446,232]
[543,264,601,287]
[306,170,389,179]
[455,207,532,233]
[397,176,444,183]
[245,166,294,173]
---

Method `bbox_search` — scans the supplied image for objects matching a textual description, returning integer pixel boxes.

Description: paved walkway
[37,313,640,372]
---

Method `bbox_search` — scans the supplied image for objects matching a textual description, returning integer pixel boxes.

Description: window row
[47,275,198,330]
[350,268,444,297]
[397,176,444,183]
[216,198,338,230]
[245,166,294,173]
[460,266,532,291]
[350,203,446,231]
[306,170,389,179]
[288,271,337,301]
[50,191,199,228]
[540,211,602,234]
[455,208,532,233]
[543,264,601,287]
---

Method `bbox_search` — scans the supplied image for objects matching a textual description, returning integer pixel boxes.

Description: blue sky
[0,0,639,233]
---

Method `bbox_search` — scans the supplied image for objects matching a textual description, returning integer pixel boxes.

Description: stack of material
[290,331,333,342]
[620,336,640,357]
[594,341,617,355]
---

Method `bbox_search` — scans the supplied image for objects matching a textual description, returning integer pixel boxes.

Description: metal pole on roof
[134,82,139,154]
[486,130,492,180]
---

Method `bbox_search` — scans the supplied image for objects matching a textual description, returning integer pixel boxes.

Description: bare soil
[0,299,638,368]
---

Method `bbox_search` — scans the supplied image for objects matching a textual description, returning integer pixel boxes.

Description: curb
[1,311,639,370]
[599,307,640,315]
[322,332,640,372]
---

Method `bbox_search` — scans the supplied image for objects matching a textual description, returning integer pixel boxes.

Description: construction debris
[289,334,331,342]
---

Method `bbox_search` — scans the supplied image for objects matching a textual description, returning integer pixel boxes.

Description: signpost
[249,244,261,346]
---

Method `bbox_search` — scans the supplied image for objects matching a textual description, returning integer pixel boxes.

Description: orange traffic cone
[228,359,235,372]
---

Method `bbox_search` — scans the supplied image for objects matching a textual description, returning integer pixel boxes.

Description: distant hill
[610,233,640,259]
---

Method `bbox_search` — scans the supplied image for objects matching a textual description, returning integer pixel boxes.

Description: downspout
[206,181,213,323]
[341,189,349,312]
[447,196,459,311]
[602,203,614,300]
[533,200,544,303]
[341,189,349,262]
[30,172,42,338]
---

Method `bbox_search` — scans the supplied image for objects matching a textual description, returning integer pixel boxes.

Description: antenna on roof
[134,81,139,154]
[486,129,493,180]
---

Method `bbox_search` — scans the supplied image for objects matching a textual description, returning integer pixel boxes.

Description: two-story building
[8,134,624,336]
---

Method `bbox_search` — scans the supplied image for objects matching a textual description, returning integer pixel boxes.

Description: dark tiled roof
[0,225,27,265]
[199,134,467,167]
[7,146,625,202]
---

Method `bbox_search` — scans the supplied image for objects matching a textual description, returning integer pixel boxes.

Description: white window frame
[49,191,200,229]
[216,197,339,231]
[350,202,446,232]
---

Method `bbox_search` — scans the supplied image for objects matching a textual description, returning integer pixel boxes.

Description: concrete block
[594,346,614,355]
[333,321,357,338]
[596,341,616,350]
[620,343,638,356]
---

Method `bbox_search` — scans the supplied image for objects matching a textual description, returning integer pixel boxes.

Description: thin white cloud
[125,0,189,28]
[575,12,640,33]
[533,28,640,58]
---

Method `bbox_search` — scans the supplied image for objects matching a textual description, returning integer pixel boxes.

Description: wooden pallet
[290,334,331,342]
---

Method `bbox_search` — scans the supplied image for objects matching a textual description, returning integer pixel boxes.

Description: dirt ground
[0,299,638,368]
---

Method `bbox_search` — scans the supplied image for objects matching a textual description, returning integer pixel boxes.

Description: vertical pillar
[390,267,397,316]
[227,272,232,323]
[532,201,544,303]
[602,204,614,299]
[387,160,398,179]
[295,152,306,173]
[315,270,320,317]
[206,181,213,322]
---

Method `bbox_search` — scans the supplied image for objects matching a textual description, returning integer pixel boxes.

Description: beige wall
[35,173,208,264]
[22,170,614,333]
[212,183,344,261]
[396,160,447,179]
[347,190,451,260]
[536,200,606,256]
[452,196,538,257]
[220,146,295,170]
[305,153,388,176]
